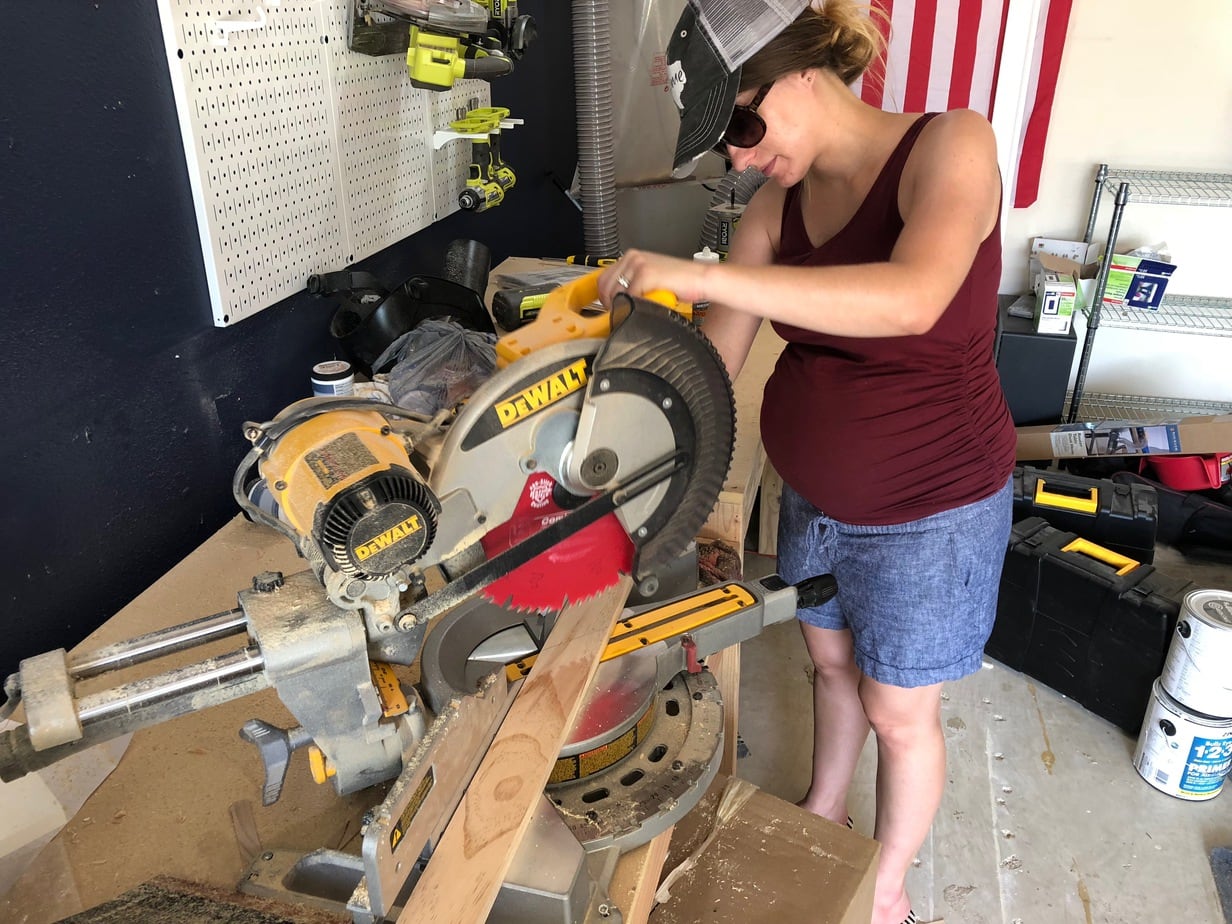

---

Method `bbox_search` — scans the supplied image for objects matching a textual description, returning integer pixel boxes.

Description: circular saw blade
[428,298,734,614]
[585,295,735,578]
[478,471,634,612]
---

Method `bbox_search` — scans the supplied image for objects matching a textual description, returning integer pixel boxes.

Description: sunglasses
[714,82,776,156]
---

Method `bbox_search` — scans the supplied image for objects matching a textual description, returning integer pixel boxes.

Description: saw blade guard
[575,292,735,582]
[429,276,734,609]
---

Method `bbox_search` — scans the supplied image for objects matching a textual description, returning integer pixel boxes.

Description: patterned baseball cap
[667,0,810,177]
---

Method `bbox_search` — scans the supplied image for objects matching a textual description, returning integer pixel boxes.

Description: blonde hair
[740,1,887,90]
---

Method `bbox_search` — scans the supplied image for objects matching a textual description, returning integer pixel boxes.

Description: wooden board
[607,830,674,924]
[398,577,633,924]
[705,648,741,777]
[757,463,783,557]
[698,323,785,570]
[0,516,368,924]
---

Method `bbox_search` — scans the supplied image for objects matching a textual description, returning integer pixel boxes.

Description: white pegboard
[157,0,490,326]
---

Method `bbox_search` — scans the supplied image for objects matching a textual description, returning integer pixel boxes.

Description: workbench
[1,516,365,923]
[1,275,788,924]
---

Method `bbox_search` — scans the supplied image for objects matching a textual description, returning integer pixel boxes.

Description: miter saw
[0,274,836,923]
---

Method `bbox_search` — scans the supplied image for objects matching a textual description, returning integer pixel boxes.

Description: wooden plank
[699,324,783,570]
[757,463,782,557]
[398,577,633,924]
[698,491,745,575]
[705,648,741,777]
[607,829,674,924]
[726,324,783,502]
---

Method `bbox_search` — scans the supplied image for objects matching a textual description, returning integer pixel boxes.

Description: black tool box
[1012,466,1158,563]
[987,517,1196,735]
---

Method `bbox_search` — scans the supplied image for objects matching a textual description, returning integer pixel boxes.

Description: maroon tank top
[760,113,1016,525]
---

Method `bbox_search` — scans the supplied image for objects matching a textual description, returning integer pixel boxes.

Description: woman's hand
[597,249,714,307]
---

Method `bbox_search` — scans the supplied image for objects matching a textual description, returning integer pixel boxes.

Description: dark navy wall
[0,5,581,678]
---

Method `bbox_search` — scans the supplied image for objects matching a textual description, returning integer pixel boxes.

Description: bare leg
[796,623,871,826]
[860,677,945,924]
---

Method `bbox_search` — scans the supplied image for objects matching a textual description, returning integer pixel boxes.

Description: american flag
[849,0,1073,208]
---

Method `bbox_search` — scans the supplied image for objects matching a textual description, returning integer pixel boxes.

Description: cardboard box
[0,718,130,899]
[1016,414,1232,460]
[1101,253,1177,310]
[1033,254,1083,335]
[1029,237,1177,311]
[1029,237,1101,279]
[649,775,878,924]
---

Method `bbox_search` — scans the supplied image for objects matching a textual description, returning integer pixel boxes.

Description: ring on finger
[616,274,630,288]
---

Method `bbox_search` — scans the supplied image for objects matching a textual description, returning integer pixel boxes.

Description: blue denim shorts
[776,476,1013,688]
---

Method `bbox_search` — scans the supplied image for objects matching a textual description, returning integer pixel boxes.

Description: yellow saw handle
[494,270,682,367]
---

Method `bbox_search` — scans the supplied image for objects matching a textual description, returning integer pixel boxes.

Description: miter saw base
[242,796,623,924]
[237,573,731,922]
[547,670,722,854]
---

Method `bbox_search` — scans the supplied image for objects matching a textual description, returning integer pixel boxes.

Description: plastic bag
[377,318,497,416]
[1127,241,1172,262]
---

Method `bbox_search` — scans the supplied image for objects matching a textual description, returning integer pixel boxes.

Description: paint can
[1133,680,1232,801]
[1160,589,1232,718]
[311,360,354,397]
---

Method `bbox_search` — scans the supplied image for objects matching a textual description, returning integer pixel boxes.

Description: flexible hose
[572,0,621,257]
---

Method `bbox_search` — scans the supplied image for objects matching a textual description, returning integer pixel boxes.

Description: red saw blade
[479,471,634,612]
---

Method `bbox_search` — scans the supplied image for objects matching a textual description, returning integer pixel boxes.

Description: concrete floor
[735,544,1232,924]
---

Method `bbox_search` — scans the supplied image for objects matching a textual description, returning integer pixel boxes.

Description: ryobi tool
[348,0,536,90]
[453,107,517,212]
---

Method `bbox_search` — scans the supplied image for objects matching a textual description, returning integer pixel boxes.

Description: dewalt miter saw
[0,274,836,923]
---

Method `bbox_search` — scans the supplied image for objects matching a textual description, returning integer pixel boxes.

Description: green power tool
[452,108,517,213]
[349,0,536,90]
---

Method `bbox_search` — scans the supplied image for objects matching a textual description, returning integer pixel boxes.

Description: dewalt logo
[355,514,423,561]
[495,359,589,428]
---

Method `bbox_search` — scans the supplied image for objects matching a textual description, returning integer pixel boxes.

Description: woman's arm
[601,110,1001,340]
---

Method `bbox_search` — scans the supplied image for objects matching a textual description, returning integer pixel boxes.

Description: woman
[599,3,1016,923]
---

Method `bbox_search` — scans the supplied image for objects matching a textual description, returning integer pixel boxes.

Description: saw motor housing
[257,405,441,630]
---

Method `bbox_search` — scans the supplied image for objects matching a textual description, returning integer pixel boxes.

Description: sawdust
[57,875,350,924]
[697,540,742,584]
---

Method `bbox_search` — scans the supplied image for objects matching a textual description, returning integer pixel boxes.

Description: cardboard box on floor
[1016,414,1232,460]
[649,774,878,924]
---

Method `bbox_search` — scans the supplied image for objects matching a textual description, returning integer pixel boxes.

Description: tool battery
[987,517,1196,734]
[492,282,558,330]
[1012,465,1158,563]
